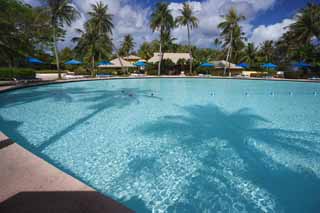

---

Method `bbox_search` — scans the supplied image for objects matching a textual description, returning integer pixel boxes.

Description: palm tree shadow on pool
[137,104,320,213]
[1,86,161,152]
[0,87,162,199]
[0,86,88,108]
[35,87,160,152]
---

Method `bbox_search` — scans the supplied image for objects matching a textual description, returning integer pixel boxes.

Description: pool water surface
[0,79,320,212]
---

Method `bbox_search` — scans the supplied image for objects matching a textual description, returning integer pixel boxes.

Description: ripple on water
[0,79,320,212]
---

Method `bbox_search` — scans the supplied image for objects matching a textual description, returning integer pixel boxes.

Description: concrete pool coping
[0,132,133,213]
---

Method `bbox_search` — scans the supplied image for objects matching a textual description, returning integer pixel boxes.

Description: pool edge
[1,76,320,94]
[0,131,133,213]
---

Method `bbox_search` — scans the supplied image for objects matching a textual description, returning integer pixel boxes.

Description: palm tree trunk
[117,53,124,74]
[92,55,95,77]
[53,27,61,79]
[8,56,13,68]
[91,45,95,77]
[187,24,192,74]
[111,43,124,74]
[224,29,233,76]
[158,41,162,76]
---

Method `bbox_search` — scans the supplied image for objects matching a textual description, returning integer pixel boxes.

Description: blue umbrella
[97,61,112,66]
[27,57,44,64]
[262,63,278,69]
[237,62,249,69]
[200,62,215,67]
[200,62,215,75]
[134,61,146,67]
[293,61,311,68]
[65,59,83,65]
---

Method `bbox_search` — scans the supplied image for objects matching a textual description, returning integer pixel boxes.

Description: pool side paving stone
[0,132,133,213]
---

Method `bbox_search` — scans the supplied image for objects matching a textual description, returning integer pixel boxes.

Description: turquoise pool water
[1,79,320,212]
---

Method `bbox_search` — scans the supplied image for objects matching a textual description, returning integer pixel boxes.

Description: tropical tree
[0,0,52,67]
[45,0,79,78]
[73,1,113,76]
[275,3,320,67]
[241,43,258,68]
[138,42,154,60]
[213,38,223,50]
[218,7,246,75]
[119,34,135,57]
[259,40,274,63]
[87,1,113,61]
[176,2,199,74]
[162,31,177,52]
[150,2,175,75]
[288,3,320,44]
[59,47,74,62]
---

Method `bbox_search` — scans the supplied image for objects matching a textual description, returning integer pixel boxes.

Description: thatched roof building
[148,53,190,64]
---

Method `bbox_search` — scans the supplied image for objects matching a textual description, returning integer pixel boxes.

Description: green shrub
[284,71,303,79]
[145,69,158,76]
[35,70,67,74]
[251,72,268,78]
[0,68,36,80]
[211,70,225,76]
[195,67,214,75]
[74,66,91,75]
[97,69,118,75]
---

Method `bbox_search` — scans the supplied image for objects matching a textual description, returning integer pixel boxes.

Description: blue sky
[251,0,317,26]
[24,0,319,49]
[142,0,318,26]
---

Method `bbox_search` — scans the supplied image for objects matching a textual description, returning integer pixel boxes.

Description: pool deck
[0,132,133,213]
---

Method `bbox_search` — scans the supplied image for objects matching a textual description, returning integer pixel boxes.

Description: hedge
[250,73,268,78]
[0,68,36,80]
[35,70,67,74]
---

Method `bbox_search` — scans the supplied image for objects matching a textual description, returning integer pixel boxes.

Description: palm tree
[176,2,199,74]
[241,43,258,67]
[87,1,113,62]
[45,0,79,79]
[120,34,135,57]
[150,2,175,75]
[138,42,153,60]
[162,30,177,52]
[73,2,113,76]
[259,40,274,62]
[288,3,320,44]
[218,7,246,75]
[213,38,223,50]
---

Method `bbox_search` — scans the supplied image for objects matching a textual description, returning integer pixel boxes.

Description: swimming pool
[0,78,320,212]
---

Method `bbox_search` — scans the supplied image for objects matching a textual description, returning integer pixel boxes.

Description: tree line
[1,0,319,77]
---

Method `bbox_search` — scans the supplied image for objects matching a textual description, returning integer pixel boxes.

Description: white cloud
[169,0,276,48]
[61,0,154,50]
[250,19,295,45]
[25,0,294,50]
